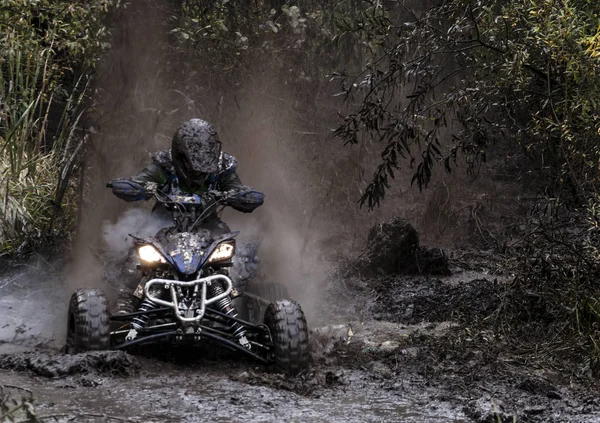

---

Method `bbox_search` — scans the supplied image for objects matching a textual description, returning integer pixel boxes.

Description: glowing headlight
[208,242,235,263]
[138,245,166,263]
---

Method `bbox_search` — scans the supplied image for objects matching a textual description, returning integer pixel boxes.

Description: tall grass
[0,35,86,254]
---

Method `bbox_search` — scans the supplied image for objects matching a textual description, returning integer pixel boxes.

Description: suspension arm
[204,307,265,331]
[114,331,177,350]
[199,331,269,363]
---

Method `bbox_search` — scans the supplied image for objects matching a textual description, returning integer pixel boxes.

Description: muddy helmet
[171,119,222,186]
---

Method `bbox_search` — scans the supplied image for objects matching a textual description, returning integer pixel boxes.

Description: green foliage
[335,0,600,208]
[334,1,600,358]
[1,0,117,74]
[0,0,118,254]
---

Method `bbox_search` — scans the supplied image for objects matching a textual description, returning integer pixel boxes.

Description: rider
[109,118,264,313]
[110,118,263,234]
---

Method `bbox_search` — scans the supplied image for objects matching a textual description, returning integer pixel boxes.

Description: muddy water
[0,269,468,423]
[0,269,68,353]
[0,364,466,422]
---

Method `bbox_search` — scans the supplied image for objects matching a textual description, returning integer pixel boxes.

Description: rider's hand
[143,182,158,196]
[224,188,264,213]
[200,191,220,209]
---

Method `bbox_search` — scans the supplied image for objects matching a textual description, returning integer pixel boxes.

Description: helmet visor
[186,140,221,174]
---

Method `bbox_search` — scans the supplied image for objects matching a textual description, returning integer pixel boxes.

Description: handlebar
[107,178,231,206]
[107,178,260,214]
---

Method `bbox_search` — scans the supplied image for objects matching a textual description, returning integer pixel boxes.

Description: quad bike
[65,181,310,374]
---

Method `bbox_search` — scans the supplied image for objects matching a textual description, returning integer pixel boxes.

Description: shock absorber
[131,298,155,331]
[208,282,250,348]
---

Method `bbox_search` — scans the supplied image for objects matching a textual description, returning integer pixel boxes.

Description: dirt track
[1,260,599,422]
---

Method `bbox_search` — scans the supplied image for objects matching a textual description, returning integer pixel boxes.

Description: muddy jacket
[131,149,244,194]
[111,149,263,226]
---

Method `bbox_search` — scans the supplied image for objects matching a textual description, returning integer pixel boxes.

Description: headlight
[208,241,235,263]
[138,245,166,263]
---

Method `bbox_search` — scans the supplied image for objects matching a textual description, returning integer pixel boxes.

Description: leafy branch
[336,0,600,208]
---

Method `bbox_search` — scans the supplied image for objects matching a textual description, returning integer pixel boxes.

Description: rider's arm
[219,170,245,192]
[130,163,169,185]
[109,163,169,201]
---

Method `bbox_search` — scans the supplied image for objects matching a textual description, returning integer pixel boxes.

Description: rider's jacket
[111,149,264,218]
[131,149,245,194]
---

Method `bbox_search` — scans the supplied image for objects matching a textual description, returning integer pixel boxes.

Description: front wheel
[264,300,310,374]
[66,289,110,353]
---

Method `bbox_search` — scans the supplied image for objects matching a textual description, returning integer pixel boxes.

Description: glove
[226,189,264,213]
[109,180,156,202]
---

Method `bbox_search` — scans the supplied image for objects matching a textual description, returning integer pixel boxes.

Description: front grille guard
[144,275,232,323]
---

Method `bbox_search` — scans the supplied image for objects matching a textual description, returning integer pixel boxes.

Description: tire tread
[67,289,110,352]
[264,300,310,374]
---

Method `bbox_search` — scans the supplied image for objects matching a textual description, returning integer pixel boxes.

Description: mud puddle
[0,355,468,422]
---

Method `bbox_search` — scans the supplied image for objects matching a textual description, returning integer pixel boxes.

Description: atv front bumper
[144,274,233,323]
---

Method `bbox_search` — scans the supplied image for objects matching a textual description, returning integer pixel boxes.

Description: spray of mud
[214,76,342,324]
[61,1,341,327]
[66,1,175,293]
[101,209,171,255]
[0,262,66,353]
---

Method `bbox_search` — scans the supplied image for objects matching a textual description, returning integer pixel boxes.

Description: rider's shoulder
[150,149,175,172]
[218,152,238,176]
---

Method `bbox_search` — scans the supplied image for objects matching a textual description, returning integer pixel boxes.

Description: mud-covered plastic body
[230,241,261,288]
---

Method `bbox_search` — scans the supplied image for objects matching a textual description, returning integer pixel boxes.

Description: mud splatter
[0,351,138,377]
[370,276,502,324]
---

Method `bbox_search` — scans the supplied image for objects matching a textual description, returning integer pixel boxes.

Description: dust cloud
[101,209,171,254]
[66,1,175,292]
[218,88,335,323]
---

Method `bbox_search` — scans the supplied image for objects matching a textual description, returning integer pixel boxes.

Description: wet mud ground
[1,257,600,422]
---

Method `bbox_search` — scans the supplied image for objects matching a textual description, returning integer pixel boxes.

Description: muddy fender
[253,282,289,301]
[66,289,110,353]
[264,300,310,374]
[246,282,290,322]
